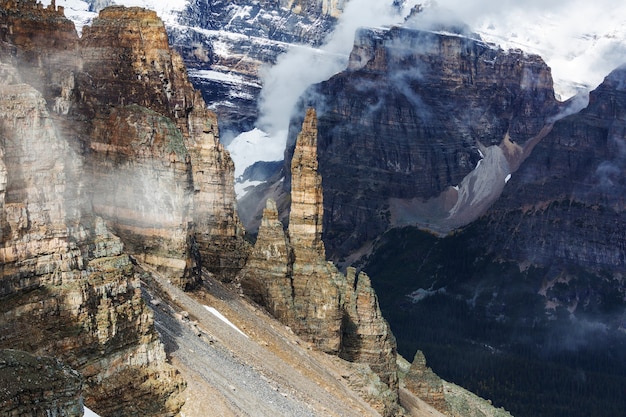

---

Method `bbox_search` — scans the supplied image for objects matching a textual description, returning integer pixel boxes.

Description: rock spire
[239,108,400,416]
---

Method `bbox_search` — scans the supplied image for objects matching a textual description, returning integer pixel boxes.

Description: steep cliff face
[0,0,79,106]
[240,109,400,416]
[79,6,248,285]
[465,65,626,317]
[0,2,253,415]
[485,65,626,269]
[0,61,183,415]
[363,67,626,417]
[286,25,560,260]
[287,108,344,353]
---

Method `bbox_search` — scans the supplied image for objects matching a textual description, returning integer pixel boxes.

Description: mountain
[5,1,626,417]
[45,0,343,135]
[276,15,626,417]
[0,2,518,417]
[0,4,185,415]
[284,24,560,260]
[48,1,626,212]
[362,66,626,411]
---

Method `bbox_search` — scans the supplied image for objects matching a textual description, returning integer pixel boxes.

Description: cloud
[256,0,423,136]
[429,0,626,98]
[258,0,626,136]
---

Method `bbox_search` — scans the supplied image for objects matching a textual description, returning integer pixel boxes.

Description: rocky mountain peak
[286,24,561,259]
[289,107,325,255]
[77,5,249,286]
[0,2,252,414]
[240,108,401,416]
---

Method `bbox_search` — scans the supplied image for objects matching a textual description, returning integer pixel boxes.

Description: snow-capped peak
[41,0,188,32]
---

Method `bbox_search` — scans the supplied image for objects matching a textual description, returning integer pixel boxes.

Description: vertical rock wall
[240,108,400,416]
[0,73,184,415]
[0,3,251,415]
[288,108,343,353]
[79,6,248,285]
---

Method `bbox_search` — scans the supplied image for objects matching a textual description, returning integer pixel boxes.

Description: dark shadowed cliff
[362,60,626,417]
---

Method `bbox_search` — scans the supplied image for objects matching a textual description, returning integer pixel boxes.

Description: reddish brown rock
[341,268,398,393]
[288,108,343,352]
[404,350,450,415]
[0,73,184,415]
[240,198,295,324]
[77,6,248,285]
[240,108,400,416]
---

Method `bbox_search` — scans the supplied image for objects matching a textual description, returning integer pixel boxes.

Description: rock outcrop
[79,6,248,286]
[240,108,400,416]
[288,108,344,353]
[285,25,560,260]
[403,351,449,415]
[0,2,252,415]
[0,68,184,415]
[241,198,295,324]
[3,3,248,288]
[341,268,398,397]
[0,349,83,417]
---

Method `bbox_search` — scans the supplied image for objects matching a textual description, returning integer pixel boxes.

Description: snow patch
[407,287,446,303]
[188,69,261,88]
[235,180,263,199]
[227,128,286,179]
[42,0,188,31]
[203,305,248,338]
[41,0,96,33]
[84,407,101,417]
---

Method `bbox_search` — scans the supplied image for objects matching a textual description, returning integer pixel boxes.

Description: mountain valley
[1,1,625,417]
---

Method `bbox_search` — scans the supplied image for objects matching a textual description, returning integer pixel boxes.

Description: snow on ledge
[203,305,248,338]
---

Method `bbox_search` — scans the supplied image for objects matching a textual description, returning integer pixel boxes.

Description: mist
[427,0,626,99]
[254,0,626,163]
[256,0,423,139]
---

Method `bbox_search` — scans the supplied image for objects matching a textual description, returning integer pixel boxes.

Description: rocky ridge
[0,2,525,417]
[79,6,248,286]
[0,66,184,415]
[0,2,244,415]
[240,108,400,416]
[360,65,626,417]
[165,0,344,133]
[474,63,626,306]
[284,25,560,261]
[236,109,512,417]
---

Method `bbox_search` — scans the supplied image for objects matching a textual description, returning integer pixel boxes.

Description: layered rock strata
[240,108,399,416]
[341,267,398,397]
[0,63,184,415]
[0,349,83,417]
[79,6,248,285]
[403,351,450,415]
[485,65,626,270]
[285,25,560,260]
[288,108,343,352]
[362,65,626,417]
[0,2,250,415]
